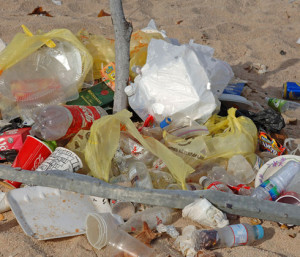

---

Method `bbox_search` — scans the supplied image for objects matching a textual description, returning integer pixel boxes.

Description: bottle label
[63,106,102,139]
[267,98,286,112]
[207,181,228,192]
[230,224,248,246]
[260,179,280,200]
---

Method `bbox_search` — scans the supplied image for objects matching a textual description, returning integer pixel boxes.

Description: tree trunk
[110,0,133,113]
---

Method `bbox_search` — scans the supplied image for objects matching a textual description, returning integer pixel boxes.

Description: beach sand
[0,0,299,256]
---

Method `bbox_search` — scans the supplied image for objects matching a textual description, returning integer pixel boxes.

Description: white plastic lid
[124,86,135,97]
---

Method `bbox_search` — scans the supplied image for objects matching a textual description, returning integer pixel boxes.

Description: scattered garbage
[193,223,264,250]
[86,212,154,256]
[0,20,299,257]
[182,198,229,228]
[283,82,300,100]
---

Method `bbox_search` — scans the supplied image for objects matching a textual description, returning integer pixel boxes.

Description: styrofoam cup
[36,147,82,172]
[86,213,154,256]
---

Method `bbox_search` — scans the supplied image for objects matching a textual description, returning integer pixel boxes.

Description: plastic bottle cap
[255,225,264,240]
[199,176,208,185]
[124,86,135,97]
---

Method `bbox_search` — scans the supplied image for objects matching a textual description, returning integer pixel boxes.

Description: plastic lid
[255,225,264,240]
[199,176,208,185]
[124,86,135,97]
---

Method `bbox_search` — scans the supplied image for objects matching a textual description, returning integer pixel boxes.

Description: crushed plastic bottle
[149,169,176,189]
[200,176,233,194]
[30,105,107,141]
[251,161,300,201]
[128,159,153,189]
[156,224,179,238]
[120,206,173,232]
[193,223,264,250]
[227,155,256,184]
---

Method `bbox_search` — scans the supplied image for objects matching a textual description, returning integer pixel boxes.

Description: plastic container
[266,97,300,113]
[150,169,176,189]
[251,161,300,201]
[120,206,173,232]
[30,105,107,141]
[86,213,154,256]
[200,176,233,194]
[128,160,153,189]
[0,192,10,213]
[193,223,264,250]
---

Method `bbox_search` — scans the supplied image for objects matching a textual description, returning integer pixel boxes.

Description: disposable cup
[36,147,82,172]
[86,213,154,256]
[4,135,52,188]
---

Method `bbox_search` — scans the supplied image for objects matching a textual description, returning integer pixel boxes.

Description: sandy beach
[0,0,299,256]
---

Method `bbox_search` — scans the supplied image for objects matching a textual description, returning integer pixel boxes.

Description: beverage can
[283,82,300,100]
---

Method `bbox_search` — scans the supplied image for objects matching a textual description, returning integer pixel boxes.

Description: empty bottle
[30,105,107,141]
[120,206,173,232]
[193,223,264,250]
[266,97,300,113]
[200,176,233,194]
[128,159,153,189]
[251,161,300,201]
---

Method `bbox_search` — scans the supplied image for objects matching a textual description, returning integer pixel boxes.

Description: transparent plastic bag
[164,108,257,168]
[84,109,194,189]
[0,26,93,120]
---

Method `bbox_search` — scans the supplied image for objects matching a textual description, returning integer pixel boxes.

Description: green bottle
[266,97,300,113]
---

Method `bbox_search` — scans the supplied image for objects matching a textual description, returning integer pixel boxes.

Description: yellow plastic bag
[85,109,194,189]
[77,29,115,80]
[129,31,164,79]
[164,108,258,168]
[0,26,92,83]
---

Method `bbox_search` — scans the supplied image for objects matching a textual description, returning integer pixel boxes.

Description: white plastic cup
[0,192,10,213]
[86,213,155,256]
[36,147,82,172]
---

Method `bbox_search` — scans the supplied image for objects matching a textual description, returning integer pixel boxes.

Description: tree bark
[1,166,300,225]
[110,0,133,113]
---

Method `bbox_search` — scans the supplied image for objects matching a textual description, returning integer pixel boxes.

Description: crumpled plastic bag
[0,26,93,121]
[126,39,234,123]
[174,225,197,257]
[164,108,257,168]
[84,109,194,189]
[182,198,229,228]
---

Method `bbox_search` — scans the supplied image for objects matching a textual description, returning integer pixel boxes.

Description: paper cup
[36,147,82,172]
[4,135,53,188]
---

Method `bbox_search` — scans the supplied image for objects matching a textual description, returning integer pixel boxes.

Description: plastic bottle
[199,176,233,194]
[193,223,264,250]
[120,206,173,232]
[150,169,176,189]
[128,159,153,189]
[251,161,300,201]
[30,105,107,141]
[266,97,300,113]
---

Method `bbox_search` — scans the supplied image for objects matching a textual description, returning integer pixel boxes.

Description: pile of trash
[0,21,299,257]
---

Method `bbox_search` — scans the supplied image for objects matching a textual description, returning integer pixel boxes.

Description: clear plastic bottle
[150,169,176,189]
[251,161,300,201]
[199,176,233,194]
[193,223,264,250]
[128,159,153,189]
[30,105,107,141]
[120,206,173,232]
[266,97,300,113]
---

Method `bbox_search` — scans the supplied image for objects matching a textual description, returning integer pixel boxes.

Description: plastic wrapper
[156,224,179,238]
[84,109,194,189]
[0,26,93,121]
[126,38,233,124]
[237,108,285,133]
[174,225,197,257]
[182,198,229,228]
[164,108,257,168]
